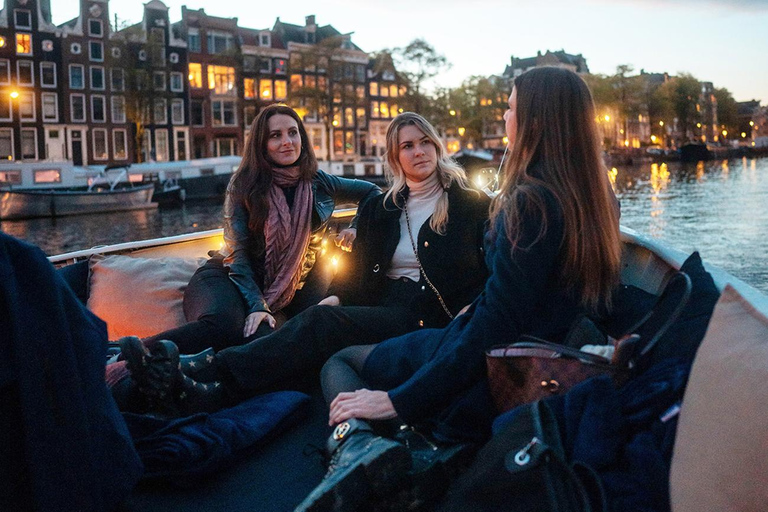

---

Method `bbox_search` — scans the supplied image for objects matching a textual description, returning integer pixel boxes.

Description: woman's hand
[318,295,340,307]
[456,303,471,317]
[328,389,397,425]
[244,311,275,337]
[334,228,357,252]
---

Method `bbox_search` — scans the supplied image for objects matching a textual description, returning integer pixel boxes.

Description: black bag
[436,400,606,512]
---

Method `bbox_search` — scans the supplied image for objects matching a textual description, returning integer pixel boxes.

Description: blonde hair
[490,67,621,314]
[384,112,472,234]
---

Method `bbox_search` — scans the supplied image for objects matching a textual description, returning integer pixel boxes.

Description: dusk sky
[55,0,768,104]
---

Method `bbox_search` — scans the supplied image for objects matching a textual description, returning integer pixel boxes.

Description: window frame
[88,19,103,37]
[20,128,37,160]
[113,129,128,160]
[16,60,34,86]
[0,59,10,85]
[0,95,12,121]
[154,98,168,125]
[69,64,85,89]
[89,40,104,62]
[171,99,184,125]
[211,99,236,126]
[70,93,86,123]
[91,94,107,123]
[0,128,14,160]
[110,68,124,92]
[19,92,35,121]
[111,95,126,123]
[40,61,56,88]
[41,92,58,122]
[14,9,32,30]
[92,128,109,161]
[169,71,183,92]
[90,65,105,90]
[153,71,166,91]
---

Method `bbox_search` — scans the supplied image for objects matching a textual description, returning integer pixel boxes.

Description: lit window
[345,131,354,154]
[369,82,378,96]
[16,33,31,55]
[345,107,354,127]
[371,101,379,118]
[390,84,398,97]
[244,78,255,99]
[380,101,390,118]
[290,74,302,89]
[259,79,273,100]
[207,65,235,94]
[0,37,5,49]
[380,85,389,98]
[188,63,202,88]
[356,107,366,124]
[0,169,21,183]
[274,80,287,100]
[34,169,62,184]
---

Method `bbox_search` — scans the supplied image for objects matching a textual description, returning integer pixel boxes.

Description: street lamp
[9,90,18,99]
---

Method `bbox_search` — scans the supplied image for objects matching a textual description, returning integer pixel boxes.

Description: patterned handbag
[486,271,692,414]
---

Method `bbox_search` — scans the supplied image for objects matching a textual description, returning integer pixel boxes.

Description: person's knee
[321,348,354,385]
[197,312,243,344]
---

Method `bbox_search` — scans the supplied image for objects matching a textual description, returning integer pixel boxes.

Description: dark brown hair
[490,67,621,313]
[228,104,318,231]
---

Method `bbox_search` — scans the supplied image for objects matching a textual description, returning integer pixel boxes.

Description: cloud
[610,0,768,11]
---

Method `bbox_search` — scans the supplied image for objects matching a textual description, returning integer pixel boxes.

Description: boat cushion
[87,254,206,340]
[670,284,768,512]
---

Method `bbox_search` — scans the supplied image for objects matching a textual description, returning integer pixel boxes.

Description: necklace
[403,202,454,320]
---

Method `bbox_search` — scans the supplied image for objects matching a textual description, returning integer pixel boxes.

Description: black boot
[380,426,476,511]
[121,337,232,417]
[295,418,411,512]
[179,347,219,382]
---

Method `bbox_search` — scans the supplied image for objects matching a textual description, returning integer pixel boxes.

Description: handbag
[486,271,692,414]
[436,400,605,512]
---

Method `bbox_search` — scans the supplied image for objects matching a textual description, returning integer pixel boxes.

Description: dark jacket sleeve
[221,193,270,315]
[322,172,380,229]
[388,198,565,424]
[326,195,375,304]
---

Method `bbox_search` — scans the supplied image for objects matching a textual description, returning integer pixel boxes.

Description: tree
[713,87,738,138]
[391,39,450,114]
[667,73,701,143]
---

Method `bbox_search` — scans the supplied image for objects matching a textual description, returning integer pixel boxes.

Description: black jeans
[143,257,330,354]
[214,277,422,398]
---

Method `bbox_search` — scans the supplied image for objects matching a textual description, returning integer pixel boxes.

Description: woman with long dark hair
[118,104,380,358]
[299,67,623,511]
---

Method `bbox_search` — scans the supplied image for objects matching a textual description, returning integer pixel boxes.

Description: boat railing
[48,207,358,266]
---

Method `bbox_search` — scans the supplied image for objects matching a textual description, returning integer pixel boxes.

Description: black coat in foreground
[331,183,492,330]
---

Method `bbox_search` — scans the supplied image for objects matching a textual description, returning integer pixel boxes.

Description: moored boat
[0,163,156,220]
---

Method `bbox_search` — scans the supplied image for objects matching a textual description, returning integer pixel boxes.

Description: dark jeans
[214,277,422,398]
[143,257,331,354]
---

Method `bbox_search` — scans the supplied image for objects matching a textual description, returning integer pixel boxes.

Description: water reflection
[613,157,768,293]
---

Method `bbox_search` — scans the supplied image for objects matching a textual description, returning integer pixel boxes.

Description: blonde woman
[120,112,491,417]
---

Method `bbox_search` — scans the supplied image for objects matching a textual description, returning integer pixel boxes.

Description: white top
[386,171,443,282]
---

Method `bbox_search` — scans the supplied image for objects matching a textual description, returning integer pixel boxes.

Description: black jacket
[222,170,380,314]
[331,184,491,329]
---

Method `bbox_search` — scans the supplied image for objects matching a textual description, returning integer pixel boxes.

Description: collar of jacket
[375,183,456,220]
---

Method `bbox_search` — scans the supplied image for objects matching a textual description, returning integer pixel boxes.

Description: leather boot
[121,337,231,417]
[380,426,476,511]
[179,347,219,382]
[295,418,411,512]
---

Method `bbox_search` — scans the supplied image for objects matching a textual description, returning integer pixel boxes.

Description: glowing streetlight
[9,91,18,99]
[659,121,664,127]
[722,130,728,137]
[650,135,657,143]
[604,115,610,122]
[449,109,456,116]
[457,127,465,136]
[749,121,755,127]
[696,123,701,128]
[502,136,509,145]
[742,132,747,138]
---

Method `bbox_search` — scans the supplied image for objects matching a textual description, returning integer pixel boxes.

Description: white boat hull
[0,185,156,220]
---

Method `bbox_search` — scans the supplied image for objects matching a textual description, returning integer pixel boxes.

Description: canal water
[2,156,767,294]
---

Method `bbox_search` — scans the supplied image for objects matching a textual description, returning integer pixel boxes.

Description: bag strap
[509,337,612,365]
[623,271,692,369]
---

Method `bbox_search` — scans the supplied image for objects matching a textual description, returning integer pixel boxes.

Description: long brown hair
[384,112,472,235]
[228,104,318,231]
[490,67,621,313]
